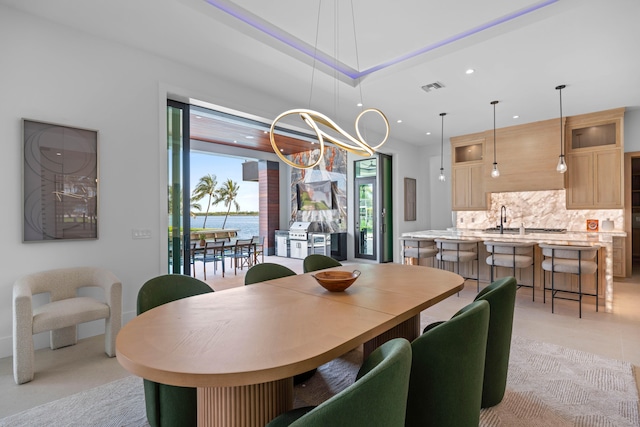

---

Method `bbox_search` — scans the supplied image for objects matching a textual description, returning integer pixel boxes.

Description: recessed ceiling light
[233,140,237,143]
[357,102,363,107]
[280,148,284,152]
[426,132,431,135]
[465,69,475,74]
[195,115,203,119]
[513,115,520,119]
[397,119,402,123]
[245,136,254,139]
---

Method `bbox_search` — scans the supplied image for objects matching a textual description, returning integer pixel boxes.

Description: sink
[483,227,566,234]
[483,227,520,234]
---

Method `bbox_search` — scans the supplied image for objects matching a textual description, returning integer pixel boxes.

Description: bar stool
[400,237,438,266]
[539,244,599,318]
[484,241,535,300]
[435,238,481,291]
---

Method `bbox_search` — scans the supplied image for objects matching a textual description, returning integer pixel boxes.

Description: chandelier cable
[307,1,322,109]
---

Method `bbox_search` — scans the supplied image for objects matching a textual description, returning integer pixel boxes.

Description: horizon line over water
[190,214,259,239]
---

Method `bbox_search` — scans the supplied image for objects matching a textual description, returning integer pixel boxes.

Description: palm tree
[167,185,201,217]
[191,174,218,228]
[217,178,241,229]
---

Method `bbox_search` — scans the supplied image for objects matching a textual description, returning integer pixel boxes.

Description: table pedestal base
[363,314,421,360]
[197,378,293,427]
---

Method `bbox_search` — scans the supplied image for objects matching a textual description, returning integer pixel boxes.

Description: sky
[190,151,259,213]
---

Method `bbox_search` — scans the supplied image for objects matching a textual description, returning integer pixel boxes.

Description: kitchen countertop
[400,228,627,313]
[401,228,626,245]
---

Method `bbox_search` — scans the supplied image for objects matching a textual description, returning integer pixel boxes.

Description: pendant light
[556,84,567,173]
[438,112,446,182]
[268,1,390,169]
[490,100,500,178]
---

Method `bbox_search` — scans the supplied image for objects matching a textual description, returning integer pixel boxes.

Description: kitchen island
[401,228,626,313]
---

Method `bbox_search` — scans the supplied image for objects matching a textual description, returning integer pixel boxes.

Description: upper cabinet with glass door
[565,107,625,209]
[451,133,488,210]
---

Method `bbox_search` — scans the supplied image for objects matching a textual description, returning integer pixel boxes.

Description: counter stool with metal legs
[400,237,438,266]
[435,238,481,291]
[484,241,535,300]
[539,244,599,318]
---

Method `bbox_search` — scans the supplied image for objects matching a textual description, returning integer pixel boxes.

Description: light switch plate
[132,229,152,239]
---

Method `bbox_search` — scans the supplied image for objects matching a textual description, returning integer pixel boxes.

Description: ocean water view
[190,215,259,239]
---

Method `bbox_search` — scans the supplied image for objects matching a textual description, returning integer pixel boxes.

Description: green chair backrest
[302,254,342,273]
[474,276,517,408]
[136,274,213,427]
[244,263,296,285]
[137,274,213,315]
[406,300,490,427]
[286,338,412,427]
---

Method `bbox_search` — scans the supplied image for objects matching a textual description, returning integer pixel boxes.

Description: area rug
[1,337,638,426]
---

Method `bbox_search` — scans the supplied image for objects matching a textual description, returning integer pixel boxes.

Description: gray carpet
[1,336,638,427]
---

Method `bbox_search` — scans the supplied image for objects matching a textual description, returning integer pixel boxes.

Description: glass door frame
[167,100,192,275]
[354,176,376,260]
[353,153,393,262]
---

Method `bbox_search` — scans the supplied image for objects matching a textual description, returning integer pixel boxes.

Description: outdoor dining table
[116,263,464,427]
[193,238,256,274]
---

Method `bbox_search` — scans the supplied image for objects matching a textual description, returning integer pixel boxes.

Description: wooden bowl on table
[311,270,361,292]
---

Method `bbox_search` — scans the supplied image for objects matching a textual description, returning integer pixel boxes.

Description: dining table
[116,262,464,427]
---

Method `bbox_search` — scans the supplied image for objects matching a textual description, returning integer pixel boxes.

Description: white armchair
[12,267,122,384]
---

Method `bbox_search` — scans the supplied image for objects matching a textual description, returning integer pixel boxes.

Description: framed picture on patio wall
[22,119,98,242]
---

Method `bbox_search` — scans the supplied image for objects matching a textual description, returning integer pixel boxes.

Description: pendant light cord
[558,86,563,156]
[440,113,446,170]
[491,100,498,164]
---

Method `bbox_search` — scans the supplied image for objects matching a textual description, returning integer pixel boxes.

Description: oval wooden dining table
[116,263,464,427]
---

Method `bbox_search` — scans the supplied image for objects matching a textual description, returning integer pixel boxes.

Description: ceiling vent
[421,82,445,92]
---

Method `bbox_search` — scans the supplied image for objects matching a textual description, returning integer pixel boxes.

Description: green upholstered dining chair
[406,300,489,427]
[474,276,517,408]
[244,263,296,285]
[137,274,214,427]
[302,254,342,273]
[266,338,412,427]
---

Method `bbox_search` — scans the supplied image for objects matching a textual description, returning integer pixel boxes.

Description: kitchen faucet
[500,205,507,234]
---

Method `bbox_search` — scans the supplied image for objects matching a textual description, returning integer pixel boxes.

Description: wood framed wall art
[404,177,416,221]
[22,119,98,242]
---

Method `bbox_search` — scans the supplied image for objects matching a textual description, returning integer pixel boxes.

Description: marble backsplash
[455,189,624,232]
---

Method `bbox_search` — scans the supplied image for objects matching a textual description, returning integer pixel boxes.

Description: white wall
[624,108,640,152]
[0,6,429,358]
[429,152,454,230]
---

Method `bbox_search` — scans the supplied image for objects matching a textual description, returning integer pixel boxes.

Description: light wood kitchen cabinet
[566,149,622,208]
[565,108,624,209]
[452,164,487,210]
[613,236,625,278]
[451,134,488,210]
[483,118,564,193]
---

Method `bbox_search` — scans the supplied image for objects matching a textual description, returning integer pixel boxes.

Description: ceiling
[3,0,640,151]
